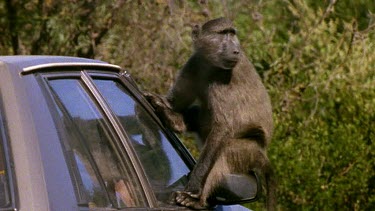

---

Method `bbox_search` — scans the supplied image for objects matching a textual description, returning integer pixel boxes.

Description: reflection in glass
[0,128,10,208]
[48,79,146,208]
[93,79,190,204]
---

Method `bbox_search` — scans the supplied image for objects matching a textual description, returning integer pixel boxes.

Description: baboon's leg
[176,139,270,209]
[175,149,230,210]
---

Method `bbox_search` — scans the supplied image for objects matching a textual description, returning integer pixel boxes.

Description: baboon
[145,17,276,210]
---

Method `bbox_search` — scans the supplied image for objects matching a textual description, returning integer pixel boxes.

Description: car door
[34,67,194,210]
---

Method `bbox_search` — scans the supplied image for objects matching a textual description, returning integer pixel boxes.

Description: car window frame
[34,67,196,210]
[82,70,198,206]
[49,78,146,207]
[87,70,196,168]
[118,71,196,167]
[0,94,18,211]
[81,71,158,206]
[87,71,197,203]
[36,70,155,209]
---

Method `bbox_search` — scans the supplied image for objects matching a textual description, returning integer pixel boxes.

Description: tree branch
[85,0,127,58]
[5,0,19,55]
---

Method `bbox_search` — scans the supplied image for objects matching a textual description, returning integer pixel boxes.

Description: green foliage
[252,1,375,210]
[0,0,374,210]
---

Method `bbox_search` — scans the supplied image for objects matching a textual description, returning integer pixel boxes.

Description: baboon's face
[193,18,241,70]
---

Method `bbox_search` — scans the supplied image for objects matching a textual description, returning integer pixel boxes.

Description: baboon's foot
[174,191,210,210]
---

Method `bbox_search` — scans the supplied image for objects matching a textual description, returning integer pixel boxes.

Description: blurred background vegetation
[0,0,374,210]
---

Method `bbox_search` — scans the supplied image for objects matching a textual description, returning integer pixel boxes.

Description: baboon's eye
[219,28,237,35]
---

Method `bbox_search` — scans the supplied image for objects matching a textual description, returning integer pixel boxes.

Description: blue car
[0,56,259,211]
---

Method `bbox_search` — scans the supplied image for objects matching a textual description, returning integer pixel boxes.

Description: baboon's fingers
[175,191,188,204]
[168,191,178,205]
[174,191,208,210]
[143,92,152,98]
[187,192,200,199]
[143,93,167,108]
[163,110,186,133]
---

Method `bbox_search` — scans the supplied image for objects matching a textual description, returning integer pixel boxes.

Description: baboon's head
[192,17,241,70]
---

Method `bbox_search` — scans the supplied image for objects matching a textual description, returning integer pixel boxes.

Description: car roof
[0,56,121,74]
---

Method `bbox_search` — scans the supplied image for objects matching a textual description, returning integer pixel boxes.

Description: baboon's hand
[144,92,186,133]
[144,92,171,110]
[163,109,187,133]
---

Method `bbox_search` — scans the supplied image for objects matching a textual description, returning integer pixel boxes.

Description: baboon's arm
[167,63,198,113]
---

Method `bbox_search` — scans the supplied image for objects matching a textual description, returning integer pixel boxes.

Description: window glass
[0,119,11,208]
[93,78,190,205]
[48,79,147,208]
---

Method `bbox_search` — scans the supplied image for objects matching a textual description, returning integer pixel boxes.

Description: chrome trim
[22,62,121,73]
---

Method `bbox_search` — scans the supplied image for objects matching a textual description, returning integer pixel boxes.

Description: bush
[0,0,373,210]
[254,1,375,210]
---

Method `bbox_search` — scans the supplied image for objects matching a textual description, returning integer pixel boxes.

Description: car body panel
[0,59,78,210]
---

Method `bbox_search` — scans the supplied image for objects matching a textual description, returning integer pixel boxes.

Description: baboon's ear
[192,24,201,41]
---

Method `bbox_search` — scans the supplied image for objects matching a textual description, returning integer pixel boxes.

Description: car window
[92,78,190,205]
[0,104,14,209]
[0,144,10,208]
[47,78,147,209]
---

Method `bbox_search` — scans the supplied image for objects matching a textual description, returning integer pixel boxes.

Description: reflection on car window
[0,113,11,208]
[47,79,147,209]
[93,78,190,204]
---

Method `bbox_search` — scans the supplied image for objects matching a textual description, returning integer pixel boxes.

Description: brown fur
[145,17,276,210]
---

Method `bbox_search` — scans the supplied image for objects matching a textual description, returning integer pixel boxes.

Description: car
[0,56,260,211]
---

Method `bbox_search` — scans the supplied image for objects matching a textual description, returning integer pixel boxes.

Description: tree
[0,0,374,209]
